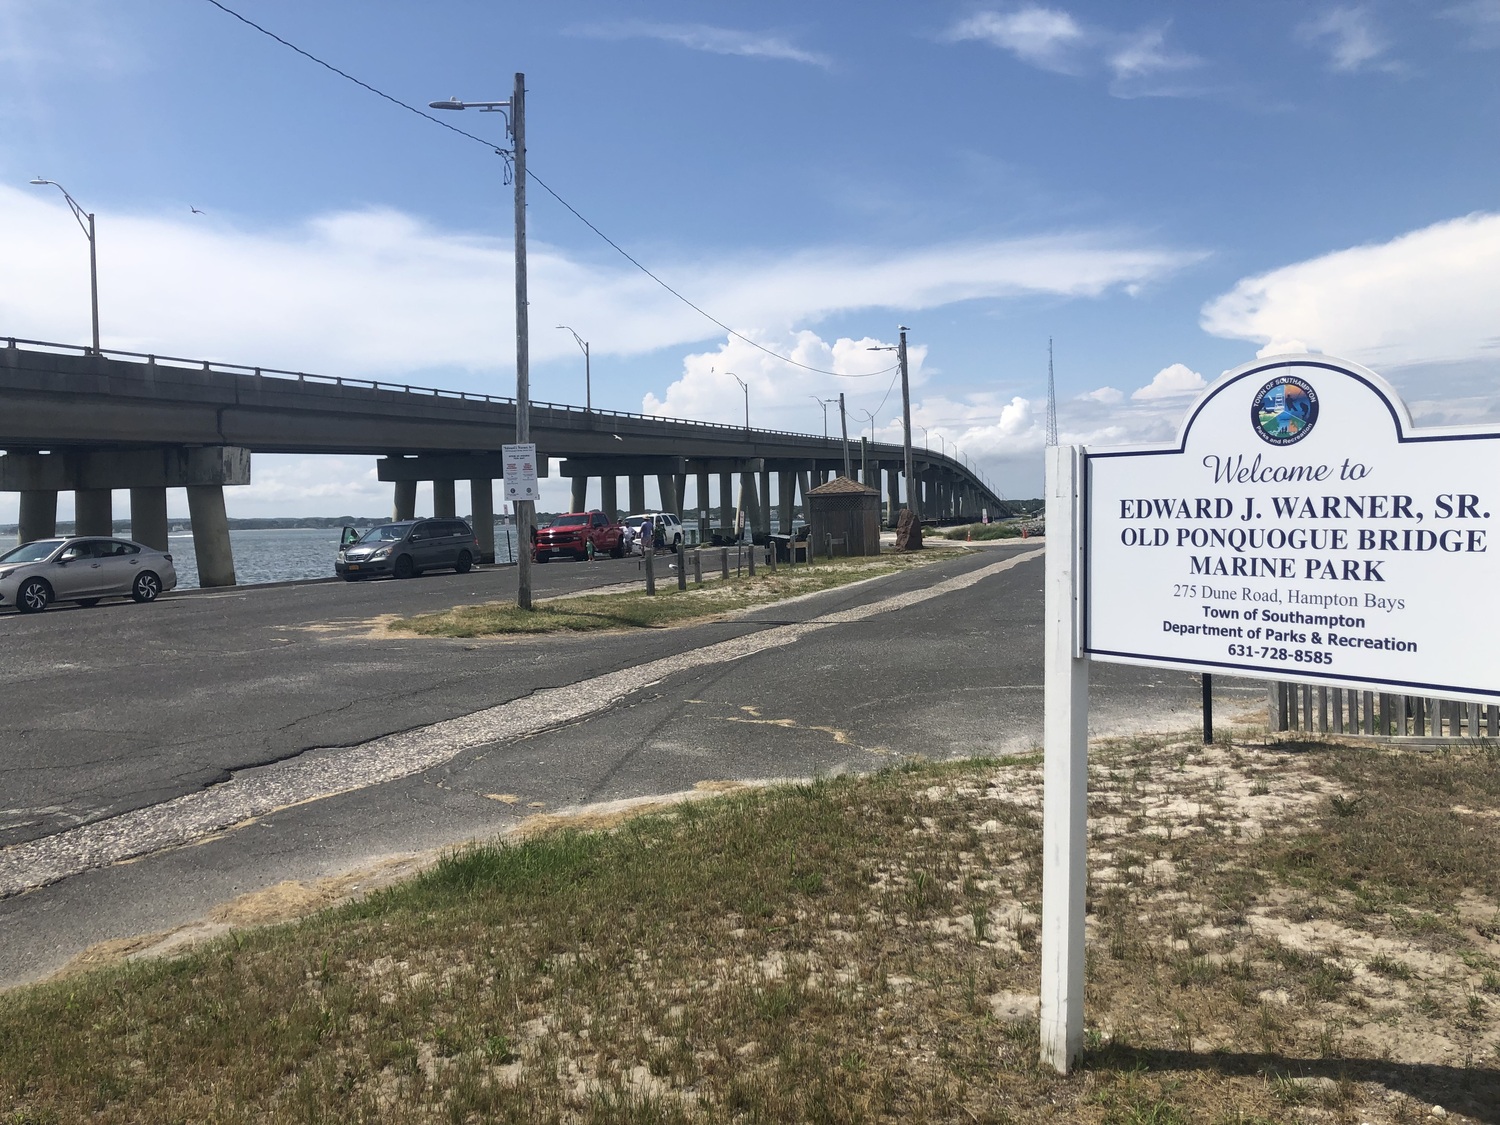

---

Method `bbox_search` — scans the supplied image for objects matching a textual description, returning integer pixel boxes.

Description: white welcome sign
[1041,354,1500,1072]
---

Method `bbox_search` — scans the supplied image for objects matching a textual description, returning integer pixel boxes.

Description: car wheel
[132,571,162,603]
[610,542,624,559]
[535,552,550,564]
[76,598,101,607]
[575,548,589,562]
[16,577,51,614]
[454,550,473,574]
[393,554,416,579]
[342,575,362,582]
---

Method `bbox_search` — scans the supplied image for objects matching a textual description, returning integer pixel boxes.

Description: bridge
[1,339,1008,585]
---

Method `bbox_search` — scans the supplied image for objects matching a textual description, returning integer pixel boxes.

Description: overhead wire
[198,0,900,382]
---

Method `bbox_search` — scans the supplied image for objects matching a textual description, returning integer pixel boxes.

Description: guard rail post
[677,542,687,591]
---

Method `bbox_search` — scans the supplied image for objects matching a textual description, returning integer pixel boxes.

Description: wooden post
[1041,444,1088,1074]
[1201,673,1213,745]
[677,541,687,591]
[644,543,655,596]
[720,546,729,580]
[693,548,702,585]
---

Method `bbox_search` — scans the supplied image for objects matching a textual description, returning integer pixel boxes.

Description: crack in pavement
[0,549,1042,897]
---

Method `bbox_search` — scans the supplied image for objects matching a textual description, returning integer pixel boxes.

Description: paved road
[0,543,1265,988]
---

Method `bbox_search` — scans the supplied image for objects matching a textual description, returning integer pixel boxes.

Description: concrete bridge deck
[1,339,1008,583]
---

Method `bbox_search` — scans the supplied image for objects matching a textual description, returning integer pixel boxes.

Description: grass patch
[941,521,1033,541]
[391,552,947,638]
[3,741,1497,1122]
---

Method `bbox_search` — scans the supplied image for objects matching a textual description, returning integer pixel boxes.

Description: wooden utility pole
[512,72,533,610]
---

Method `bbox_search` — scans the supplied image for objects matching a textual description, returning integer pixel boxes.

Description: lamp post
[729,373,749,432]
[556,325,590,413]
[29,178,99,355]
[867,326,917,521]
[856,408,876,484]
[810,395,837,438]
[430,73,533,609]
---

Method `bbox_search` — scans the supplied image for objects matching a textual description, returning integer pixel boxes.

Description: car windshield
[0,540,64,564]
[550,515,588,528]
[357,524,410,544]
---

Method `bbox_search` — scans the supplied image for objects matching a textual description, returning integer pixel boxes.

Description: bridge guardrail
[3,335,997,494]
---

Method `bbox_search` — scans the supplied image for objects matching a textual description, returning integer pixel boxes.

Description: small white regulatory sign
[502,443,539,502]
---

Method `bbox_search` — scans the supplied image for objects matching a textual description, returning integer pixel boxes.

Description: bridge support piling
[675,473,688,518]
[628,475,646,516]
[393,480,417,521]
[757,468,772,538]
[600,475,618,520]
[129,487,169,552]
[433,479,456,519]
[186,484,237,588]
[739,471,762,542]
[74,488,112,537]
[17,490,57,544]
[656,473,678,515]
[695,470,710,522]
[777,470,795,535]
[718,473,734,536]
[470,477,495,564]
[887,466,901,528]
[570,475,588,513]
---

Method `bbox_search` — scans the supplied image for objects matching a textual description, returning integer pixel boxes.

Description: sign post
[1041,354,1500,1073]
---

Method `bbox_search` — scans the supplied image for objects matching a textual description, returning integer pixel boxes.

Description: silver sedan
[0,537,179,614]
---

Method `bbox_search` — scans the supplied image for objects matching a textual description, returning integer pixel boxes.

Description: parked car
[624,512,684,553]
[0,536,178,614]
[336,518,479,580]
[533,510,626,562]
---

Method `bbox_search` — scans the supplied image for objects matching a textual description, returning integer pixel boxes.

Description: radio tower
[1045,338,1059,447]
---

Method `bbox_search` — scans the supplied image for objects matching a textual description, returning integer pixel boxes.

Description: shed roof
[808,476,879,496]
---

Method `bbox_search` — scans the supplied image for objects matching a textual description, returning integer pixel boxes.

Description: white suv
[624,512,683,552]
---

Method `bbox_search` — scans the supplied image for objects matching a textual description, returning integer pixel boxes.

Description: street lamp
[729,372,749,431]
[430,75,534,610]
[29,178,99,354]
[856,408,879,484]
[810,395,837,438]
[868,326,917,522]
[556,325,590,413]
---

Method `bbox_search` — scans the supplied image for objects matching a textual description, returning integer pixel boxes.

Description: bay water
[169,524,524,589]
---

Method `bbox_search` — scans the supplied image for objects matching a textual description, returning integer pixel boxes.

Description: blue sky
[3,0,1498,519]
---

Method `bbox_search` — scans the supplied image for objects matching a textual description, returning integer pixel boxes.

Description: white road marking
[0,549,1041,896]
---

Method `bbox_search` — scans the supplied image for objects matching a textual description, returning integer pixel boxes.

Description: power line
[199,0,506,153]
[199,0,899,381]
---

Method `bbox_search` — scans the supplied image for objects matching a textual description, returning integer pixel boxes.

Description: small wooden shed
[807,476,882,557]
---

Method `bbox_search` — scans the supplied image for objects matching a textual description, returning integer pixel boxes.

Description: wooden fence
[1269,682,1500,739]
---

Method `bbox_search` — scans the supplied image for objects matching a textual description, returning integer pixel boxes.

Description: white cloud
[569,21,832,67]
[944,8,1203,96]
[1200,212,1500,369]
[0,184,1198,385]
[642,331,924,431]
[1297,7,1398,73]
[1131,363,1206,400]
[1081,386,1124,404]
[944,7,1086,73]
[1442,1,1500,48]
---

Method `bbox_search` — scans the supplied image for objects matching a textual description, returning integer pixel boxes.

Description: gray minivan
[336,518,479,580]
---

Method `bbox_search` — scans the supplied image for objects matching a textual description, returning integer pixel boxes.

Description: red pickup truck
[533,510,626,562]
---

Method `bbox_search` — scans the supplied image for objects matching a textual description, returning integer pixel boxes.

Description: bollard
[693,548,702,585]
[768,538,777,572]
[677,541,687,591]
[645,544,655,595]
[720,546,730,580]
[747,539,756,576]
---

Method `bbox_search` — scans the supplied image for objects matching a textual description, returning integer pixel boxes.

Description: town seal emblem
[1251,375,1318,446]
